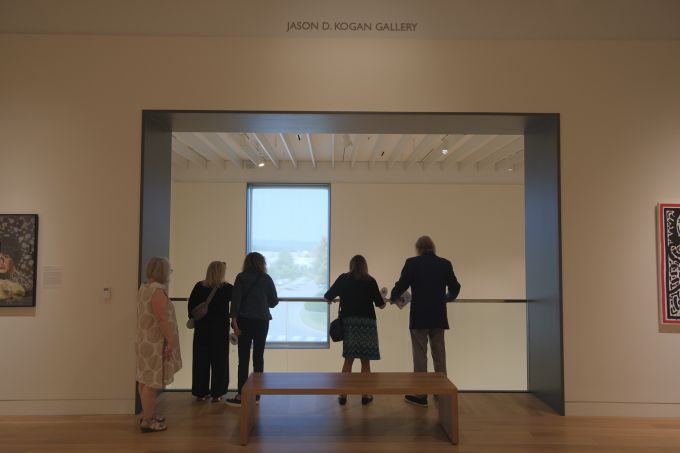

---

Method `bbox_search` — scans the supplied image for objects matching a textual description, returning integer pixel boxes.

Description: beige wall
[169,182,246,295]
[1,34,680,415]
[168,182,527,391]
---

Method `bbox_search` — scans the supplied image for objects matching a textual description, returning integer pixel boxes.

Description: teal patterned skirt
[342,316,380,360]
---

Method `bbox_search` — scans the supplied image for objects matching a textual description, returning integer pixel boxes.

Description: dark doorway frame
[138,110,563,415]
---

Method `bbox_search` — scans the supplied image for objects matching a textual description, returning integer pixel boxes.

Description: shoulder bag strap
[205,283,220,306]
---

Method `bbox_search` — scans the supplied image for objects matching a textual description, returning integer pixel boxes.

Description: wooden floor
[2,392,680,452]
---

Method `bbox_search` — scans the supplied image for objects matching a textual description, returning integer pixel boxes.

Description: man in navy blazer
[390,235,461,407]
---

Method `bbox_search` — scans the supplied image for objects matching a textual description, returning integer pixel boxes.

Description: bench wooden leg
[239,389,257,446]
[437,391,459,444]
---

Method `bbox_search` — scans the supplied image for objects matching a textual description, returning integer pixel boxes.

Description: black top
[188,281,233,329]
[390,252,461,329]
[324,273,385,319]
[230,271,279,320]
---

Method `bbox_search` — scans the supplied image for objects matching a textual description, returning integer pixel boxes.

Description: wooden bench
[240,372,459,446]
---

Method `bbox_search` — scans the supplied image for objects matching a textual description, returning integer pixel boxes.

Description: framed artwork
[0,214,38,307]
[658,204,680,326]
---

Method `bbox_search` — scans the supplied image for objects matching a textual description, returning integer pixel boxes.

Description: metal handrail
[170,296,527,303]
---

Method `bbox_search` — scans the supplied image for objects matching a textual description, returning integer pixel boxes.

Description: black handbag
[329,307,343,342]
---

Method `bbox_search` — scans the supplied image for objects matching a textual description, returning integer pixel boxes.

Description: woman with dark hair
[325,255,386,406]
[188,261,232,402]
[225,252,278,407]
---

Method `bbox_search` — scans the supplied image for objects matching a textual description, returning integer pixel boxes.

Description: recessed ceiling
[171,132,524,184]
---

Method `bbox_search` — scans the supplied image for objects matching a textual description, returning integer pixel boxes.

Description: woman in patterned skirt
[325,255,386,405]
[136,257,182,432]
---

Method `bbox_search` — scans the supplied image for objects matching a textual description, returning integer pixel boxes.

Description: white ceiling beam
[507,150,524,166]
[422,135,467,169]
[350,134,363,169]
[331,134,335,169]
[438,135,474,169]
[174,133,223,165]
[494,150,524,171]
[476,136,523,170]
[217,133,258,165]
[171,152,190,168]
[279,133,297,169]
[387,134,410,169]
[305,133,316,169]
[193,133,242,169]
[457,135,500,170]
[242,134,265,164]
[250,133,280,169]
[420,136,447,169]
[367,134,385,169]
[404,135,441,170]
[172,137,207,167]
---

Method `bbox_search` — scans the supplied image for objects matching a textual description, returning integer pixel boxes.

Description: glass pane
[267,301,329,344]
[248,185,330,347]
[249,186,329,297]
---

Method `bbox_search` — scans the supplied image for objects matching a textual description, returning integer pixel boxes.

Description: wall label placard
[43,265,64,289]
[286,20,418,33]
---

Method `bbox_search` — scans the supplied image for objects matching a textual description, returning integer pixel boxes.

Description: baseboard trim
[0,399,135,415]
[566,401,680,417]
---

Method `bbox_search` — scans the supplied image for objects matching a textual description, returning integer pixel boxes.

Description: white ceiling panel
[172,132,525,184]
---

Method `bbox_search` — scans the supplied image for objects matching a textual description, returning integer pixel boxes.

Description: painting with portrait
[0,214,38,307]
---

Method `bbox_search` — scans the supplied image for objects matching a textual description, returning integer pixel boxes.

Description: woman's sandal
[361,395,374,406]
[138,415,166,424]
[140,417,167,433]
[338,395,347,406]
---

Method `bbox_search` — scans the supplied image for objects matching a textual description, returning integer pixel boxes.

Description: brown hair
[145,257,170,285]
[203,261,226,288]
[415,235,436,255]
[243,252,267,273]
[349,255,370,281]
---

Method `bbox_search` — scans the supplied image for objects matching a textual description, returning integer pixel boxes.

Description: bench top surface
[242,372,457,395]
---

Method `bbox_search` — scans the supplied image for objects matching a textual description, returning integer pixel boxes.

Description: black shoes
[404,394,428,407]
[338,395,373,405]
[225,394,259,406]
[225,395,241,407]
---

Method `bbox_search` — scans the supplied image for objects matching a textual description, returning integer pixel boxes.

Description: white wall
[168,182,526,391]
[1,34,679,415]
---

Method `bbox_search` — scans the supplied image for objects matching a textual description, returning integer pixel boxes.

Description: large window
[247,184,330,348]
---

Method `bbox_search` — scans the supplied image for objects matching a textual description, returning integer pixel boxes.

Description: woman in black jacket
[325,255,386,405]
[225,252,279,407]
[188,261,232,402]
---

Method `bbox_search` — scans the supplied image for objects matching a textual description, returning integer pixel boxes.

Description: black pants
[237,317,269,394]
[192,326,229,398]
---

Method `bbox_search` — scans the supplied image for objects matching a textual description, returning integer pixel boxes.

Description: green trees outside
[269,250,301,281]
